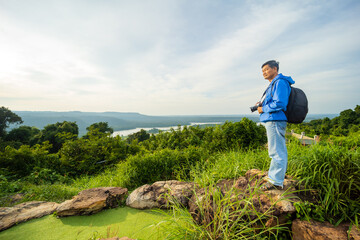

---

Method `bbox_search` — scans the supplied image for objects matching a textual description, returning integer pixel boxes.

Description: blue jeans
[264,121,287,187]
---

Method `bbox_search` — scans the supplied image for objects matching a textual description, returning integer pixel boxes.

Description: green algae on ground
[0,207,167,240]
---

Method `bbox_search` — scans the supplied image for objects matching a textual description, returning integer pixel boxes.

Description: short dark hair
[262,60,279,72]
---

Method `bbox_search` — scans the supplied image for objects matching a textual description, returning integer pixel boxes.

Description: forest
[11,110,261,136]
[10,110,334,136]
[0,105,359,239]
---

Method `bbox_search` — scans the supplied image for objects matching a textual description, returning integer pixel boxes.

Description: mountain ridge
[11,111,338,136]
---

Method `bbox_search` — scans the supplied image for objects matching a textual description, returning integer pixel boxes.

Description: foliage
[326,131,360,149]
[0,106,23,139]
[0,113,266,181]
[25,167,69,185]
[5,126,40,147]
[289,105,360,137]
[0,120,142,180]
[34,121,79,153]
[0,175,22,195]
[294,201,326,223]
[119,146,209,189]
[142,118,266,152]
[0,142,60,178]
[59,135,141,176]
[287,142,360,224]
[190,150,269,187]
[83,122,114,139]
[0,105,359,233]
[20,183,79,203]
[127,129,150,143]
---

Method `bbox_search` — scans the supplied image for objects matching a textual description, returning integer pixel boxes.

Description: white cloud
[0,10,109,102]
[0,0,359,114]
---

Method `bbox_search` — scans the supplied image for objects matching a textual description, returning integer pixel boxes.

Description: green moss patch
[0,207,167,240]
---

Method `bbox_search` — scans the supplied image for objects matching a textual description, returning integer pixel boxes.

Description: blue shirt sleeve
[262,80,290,113]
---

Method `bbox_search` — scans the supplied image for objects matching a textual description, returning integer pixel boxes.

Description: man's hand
[257,106,263,113]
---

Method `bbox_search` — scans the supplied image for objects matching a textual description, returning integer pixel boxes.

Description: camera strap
[259,81,273,104]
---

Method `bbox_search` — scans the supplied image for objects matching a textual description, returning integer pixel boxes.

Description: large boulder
[189,169,299,227]
[292,219,360,240]
[126,180,195,209]
[56,187,127,217]
[0,201,59,231]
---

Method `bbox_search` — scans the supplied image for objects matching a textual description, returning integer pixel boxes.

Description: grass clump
[190,149,269,187]
[155,184,291,240]
[287,142,360,224]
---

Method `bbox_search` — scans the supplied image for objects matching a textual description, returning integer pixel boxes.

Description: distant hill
[11,111,338,136]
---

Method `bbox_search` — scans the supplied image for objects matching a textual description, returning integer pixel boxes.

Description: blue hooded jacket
[260,73,295,122]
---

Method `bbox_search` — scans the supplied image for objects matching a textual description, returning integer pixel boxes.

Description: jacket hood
[275,73,295,85]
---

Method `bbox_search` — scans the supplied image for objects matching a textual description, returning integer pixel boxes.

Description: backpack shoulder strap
[270,79,292,97]
[260,79,290,103]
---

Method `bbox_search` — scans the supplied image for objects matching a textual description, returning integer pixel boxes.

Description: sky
[0,0,359,115]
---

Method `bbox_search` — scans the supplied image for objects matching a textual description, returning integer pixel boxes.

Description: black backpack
[271,80,308,124]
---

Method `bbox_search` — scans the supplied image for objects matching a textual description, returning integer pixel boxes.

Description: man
[257,60,294,190]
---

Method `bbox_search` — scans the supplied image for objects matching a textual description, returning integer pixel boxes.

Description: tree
[339,109,357,129]
[354,105,360,115]
[83,122,114,139]
[127,129,150,143]
[0,107,23,138]
[354,105,360,124]
[86,122,113,134]
[5,126,40,146]
[37,121,79,152]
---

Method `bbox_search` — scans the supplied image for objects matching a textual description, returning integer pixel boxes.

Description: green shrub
[0,143,60,178]
[59,136,141,176]
[0,175,21,195]
[142,118,267,152]
[327,131,360,149]
[25,167,70,185]
[120,147,209,189]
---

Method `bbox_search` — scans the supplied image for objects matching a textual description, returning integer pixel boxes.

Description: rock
[0,201,59,231]
[189,169,299,227]
[292,219,360,240]
[349,226,360,240]
[56,187,127,217]
[245,168,297,190]
[126,180,195,209]
[188,186,224,227]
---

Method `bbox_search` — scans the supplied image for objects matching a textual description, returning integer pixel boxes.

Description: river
[112,122,223,137]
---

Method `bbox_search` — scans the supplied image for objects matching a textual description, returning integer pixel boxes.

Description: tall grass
[190,149,269,187]
[155,184,291,240]
[287,142,360,224]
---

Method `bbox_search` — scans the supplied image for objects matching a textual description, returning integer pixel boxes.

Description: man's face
[262,65,278,81]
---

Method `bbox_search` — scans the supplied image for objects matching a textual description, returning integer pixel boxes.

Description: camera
[250,103,262,112]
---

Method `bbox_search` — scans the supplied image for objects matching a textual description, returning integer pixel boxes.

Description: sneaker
[260,181,283,191]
